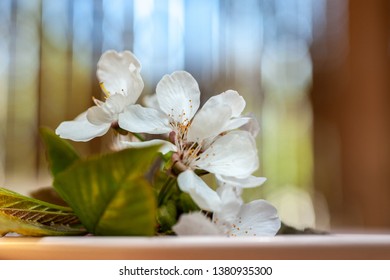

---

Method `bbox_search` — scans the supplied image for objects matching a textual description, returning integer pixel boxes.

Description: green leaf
[0,188,86,236]
[178,192,200,213]
[53,146,160,236]
[157,200,177,233]
[39,127,80,176]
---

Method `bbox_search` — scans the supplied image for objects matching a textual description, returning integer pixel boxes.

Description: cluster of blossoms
[56,50,281,237]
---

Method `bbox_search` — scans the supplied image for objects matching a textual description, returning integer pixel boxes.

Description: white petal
[240,113,260,137]
[97,50,144,104]
[120,139,177,154]
[104,93,129,113]
[187,104,232,143]
[218,90,246,117]
[213,185,243,224]
[156,71,200,123]
[86,106,113,125]
[118,104,171,134]
[177,170,221,212]
[230,200,281,237]
[196,131,259,177]
[216,181,243,197]
[55,112,111,142]
[216,175,267,188]
[205,90,246,117]
[222,117,251,132]
[87,93,129,125]
[187,91,249,143]
[173,212,222,236]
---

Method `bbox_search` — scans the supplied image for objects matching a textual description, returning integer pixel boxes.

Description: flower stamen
[99,82,111,98]
[92,96,104,107]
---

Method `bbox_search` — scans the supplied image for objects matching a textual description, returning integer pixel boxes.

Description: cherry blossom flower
[119,71,265,211]
[172,184,281,237]
[56,50,144,141]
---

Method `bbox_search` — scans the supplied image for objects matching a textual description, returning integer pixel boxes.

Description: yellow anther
[99,82,110,98]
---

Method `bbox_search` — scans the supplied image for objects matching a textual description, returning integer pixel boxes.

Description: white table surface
[1,234,390,259]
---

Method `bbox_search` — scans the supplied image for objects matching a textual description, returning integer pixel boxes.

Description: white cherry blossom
[172,184,281,237]
[56,50,144,141]
[119,71,265,212]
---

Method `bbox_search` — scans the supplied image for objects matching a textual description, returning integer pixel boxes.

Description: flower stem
[132,132,145,141]
[158,176,176,207]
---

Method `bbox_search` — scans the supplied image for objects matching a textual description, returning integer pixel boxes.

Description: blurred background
[0,0,389,232]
